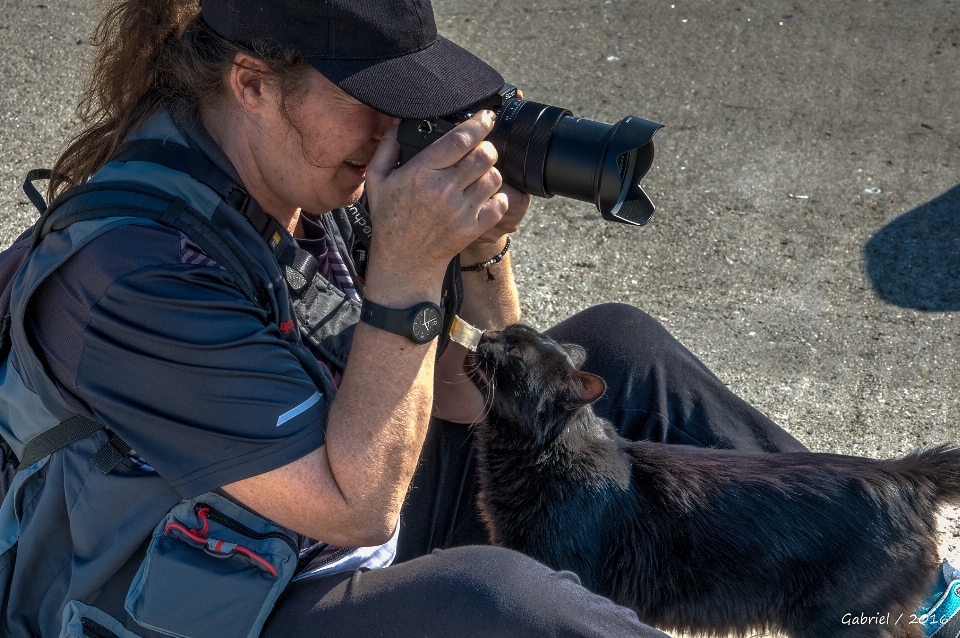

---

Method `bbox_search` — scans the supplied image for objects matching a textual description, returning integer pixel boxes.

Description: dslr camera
[397,84,662,226]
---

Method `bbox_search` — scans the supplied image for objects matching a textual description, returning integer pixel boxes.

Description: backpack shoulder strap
[8,142,281,471]
[33,179,273,311]
[105,139,320,295]
[15,415,102,470]
[109,139,248,211]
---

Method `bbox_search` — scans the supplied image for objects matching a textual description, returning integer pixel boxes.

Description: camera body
[397,84,519,166]
[396,84,661,226]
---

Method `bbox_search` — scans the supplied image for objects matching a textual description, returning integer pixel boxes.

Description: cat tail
[893,444,960,503]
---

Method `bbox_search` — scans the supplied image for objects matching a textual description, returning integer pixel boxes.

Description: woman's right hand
[363,111,508,304]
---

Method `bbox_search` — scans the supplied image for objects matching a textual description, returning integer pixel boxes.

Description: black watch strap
[360,299,444,344]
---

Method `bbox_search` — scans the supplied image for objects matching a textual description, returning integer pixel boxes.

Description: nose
[479,330,501,344]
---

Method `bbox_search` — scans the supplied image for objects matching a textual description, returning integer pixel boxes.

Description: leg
[263,545,670,638]
[545,303,808,453]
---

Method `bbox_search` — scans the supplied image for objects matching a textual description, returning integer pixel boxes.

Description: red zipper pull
[194,506,210,537]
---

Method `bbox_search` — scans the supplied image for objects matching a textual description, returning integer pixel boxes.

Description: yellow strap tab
[448,315,483,351]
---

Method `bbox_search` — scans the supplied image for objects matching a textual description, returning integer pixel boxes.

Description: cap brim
[307,36,504,119]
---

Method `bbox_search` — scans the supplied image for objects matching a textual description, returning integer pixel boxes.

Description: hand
[364,111,509,300]
[463,88,530,255]
[464,183,531,254]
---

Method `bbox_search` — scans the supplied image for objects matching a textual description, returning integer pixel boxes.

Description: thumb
[367,119,401,182]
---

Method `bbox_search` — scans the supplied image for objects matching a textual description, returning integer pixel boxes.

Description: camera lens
[489,99,662,226]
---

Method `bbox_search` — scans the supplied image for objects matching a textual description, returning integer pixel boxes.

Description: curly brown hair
[49,0,312,200]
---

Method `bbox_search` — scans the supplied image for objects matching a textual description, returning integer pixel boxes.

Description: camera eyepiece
[397,84,662,226]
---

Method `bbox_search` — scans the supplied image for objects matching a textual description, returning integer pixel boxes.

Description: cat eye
[508,345,521,356]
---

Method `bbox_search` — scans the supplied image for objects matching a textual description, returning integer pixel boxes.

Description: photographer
[0,1,808,637]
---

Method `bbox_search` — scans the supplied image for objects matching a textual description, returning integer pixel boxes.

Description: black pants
[262,304,807,637]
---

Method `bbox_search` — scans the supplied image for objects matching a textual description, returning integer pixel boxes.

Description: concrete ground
[5,0,955,457]
[0,0,958,633]
[430,0,960,459]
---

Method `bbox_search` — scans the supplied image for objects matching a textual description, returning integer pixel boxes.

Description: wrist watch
[360,298,445,345]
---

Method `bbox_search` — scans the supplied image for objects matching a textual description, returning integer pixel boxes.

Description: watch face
[412,306,443,343]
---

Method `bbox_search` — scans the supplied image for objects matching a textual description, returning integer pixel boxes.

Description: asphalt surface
[1,0,958,457]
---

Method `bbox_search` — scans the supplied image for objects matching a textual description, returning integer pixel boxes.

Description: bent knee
[579,303,661,334]
[427,545,580,590]
[546,303,670,355]
[424,546,581,620]
[424,546,652,637]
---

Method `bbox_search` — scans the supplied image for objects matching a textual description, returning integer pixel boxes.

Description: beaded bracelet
[460,237,511,281]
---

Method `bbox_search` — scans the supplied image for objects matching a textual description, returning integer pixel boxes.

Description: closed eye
[507,345,521,356]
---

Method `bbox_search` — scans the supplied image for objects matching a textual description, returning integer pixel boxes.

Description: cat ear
[561,343,587,369]
[563,371,607,409]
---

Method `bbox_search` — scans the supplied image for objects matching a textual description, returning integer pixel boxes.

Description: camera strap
[343,195,373,281]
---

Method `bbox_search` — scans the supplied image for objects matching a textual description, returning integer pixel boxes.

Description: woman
[0,0,810,636]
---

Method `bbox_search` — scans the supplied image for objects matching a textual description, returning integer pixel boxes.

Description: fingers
[366,119,401,182]
[462,162,504,212]
[418,110,497,170]
[454,141,500,191]
[453,142,500,190]
[498,183,532,225]
[466,183,530,244]
[363,109,510,275]
[475,191,510,232]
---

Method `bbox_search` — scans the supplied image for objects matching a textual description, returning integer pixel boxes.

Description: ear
[561,343,587,369]
[562,371,607,410]
[229,52,272,114]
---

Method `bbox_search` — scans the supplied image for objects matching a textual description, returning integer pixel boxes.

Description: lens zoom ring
[523,106,570,197]
[500,103,544,192]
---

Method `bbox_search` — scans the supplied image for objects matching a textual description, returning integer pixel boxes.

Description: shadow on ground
[864,184,960,311]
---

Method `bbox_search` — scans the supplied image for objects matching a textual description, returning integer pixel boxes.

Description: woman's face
[247,66,395,215]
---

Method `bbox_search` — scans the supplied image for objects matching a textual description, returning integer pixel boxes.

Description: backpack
[0,147,307,636]
[0,141,309,467]
[0,130,322,637]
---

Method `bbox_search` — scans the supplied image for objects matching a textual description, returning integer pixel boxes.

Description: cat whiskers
[447,358,483,386]
[463,369,496,429]
[471,376,496,428]
[463,359,484,379]
[460,353,496,427]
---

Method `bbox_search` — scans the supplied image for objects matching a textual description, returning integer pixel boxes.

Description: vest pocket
[124,492,297,638]
[60,601,143,638]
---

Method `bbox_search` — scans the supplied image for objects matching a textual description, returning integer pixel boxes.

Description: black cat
[465,324,960,638]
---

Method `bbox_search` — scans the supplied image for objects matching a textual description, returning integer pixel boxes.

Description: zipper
[314,546,353,568]
[81,617,119,638]
[195,503,298,554]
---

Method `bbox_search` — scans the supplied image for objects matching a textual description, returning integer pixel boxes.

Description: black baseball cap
[201,0,504,119]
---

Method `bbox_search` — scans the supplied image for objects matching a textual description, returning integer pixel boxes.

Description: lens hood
[596,116,662,226]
